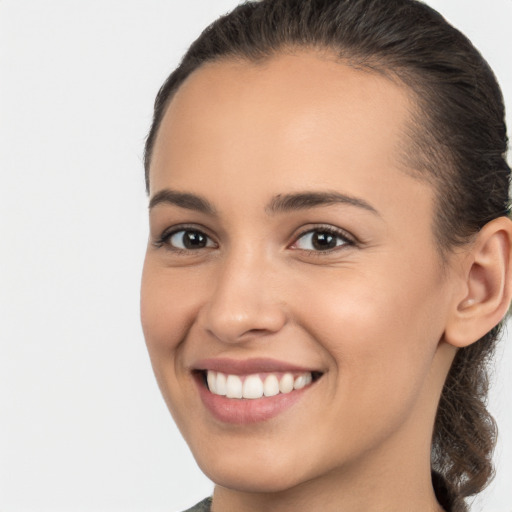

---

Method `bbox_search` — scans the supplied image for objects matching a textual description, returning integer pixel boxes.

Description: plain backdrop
[1,1,511,511]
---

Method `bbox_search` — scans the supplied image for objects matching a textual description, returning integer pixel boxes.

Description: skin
[141,52,511,511]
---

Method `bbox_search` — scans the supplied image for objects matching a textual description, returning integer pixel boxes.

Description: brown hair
[144,1,510,510]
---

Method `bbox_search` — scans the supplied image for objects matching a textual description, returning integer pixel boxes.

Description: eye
[165,229,215,250]
[291,228,353,252]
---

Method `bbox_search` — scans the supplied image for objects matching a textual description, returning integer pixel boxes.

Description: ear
[444,217,512,348]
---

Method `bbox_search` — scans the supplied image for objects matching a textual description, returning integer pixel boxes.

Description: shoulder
[181,497,212,512]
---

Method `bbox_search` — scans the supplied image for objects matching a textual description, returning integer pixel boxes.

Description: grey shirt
[182,497,212,512]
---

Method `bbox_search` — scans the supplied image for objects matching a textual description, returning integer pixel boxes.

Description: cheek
[140,259,207,425]
[296,265,442,344]
[293,262,447,411]
[140,259,202,360]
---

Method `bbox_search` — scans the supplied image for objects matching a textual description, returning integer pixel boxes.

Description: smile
[206,370,314,399]
[192,359,323,424]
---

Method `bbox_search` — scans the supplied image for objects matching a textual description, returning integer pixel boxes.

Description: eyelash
[290,225,356,254]
[153,224,217,253]
[153,224,356,254]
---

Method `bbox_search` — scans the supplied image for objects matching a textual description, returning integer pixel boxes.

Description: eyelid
[152,222,358,254]
[153,223,217,250]
[289,224,357,252]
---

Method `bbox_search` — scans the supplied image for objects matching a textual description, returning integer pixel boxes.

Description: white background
[1,1,511,511]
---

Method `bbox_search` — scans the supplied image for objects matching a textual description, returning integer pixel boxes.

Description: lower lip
[194,374,311,424]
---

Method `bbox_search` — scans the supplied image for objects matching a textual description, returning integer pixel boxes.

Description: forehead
[149,51,428,220]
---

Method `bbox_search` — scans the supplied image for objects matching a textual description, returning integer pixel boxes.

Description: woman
[140,1,512,511]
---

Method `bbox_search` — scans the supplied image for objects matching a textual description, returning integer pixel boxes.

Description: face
[141,53,457,494]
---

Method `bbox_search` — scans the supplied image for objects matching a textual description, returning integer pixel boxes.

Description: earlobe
[444,217,512,348]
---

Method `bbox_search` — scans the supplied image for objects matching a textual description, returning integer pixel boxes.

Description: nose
[198,250,288,344]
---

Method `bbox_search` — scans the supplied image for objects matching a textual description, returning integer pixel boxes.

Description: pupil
[184,231,207,249]
[312,232,336,250]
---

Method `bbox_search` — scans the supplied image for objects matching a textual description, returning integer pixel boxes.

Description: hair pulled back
[144,1,510,510]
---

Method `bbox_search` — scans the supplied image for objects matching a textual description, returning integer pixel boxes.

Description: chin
[204,465,306,495]
[193,445,315,494]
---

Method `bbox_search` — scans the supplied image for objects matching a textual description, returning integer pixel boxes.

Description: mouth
[192,358,323,424]
[197,369,323,399]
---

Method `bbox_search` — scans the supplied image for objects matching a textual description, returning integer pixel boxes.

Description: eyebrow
[266,191,379,216]
[149,189,217,215]
[149,188,379,217]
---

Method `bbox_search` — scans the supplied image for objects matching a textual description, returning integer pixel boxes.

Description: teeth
[294,373,312,390]
[263,374,279,397]
[206,370,315,399]
[293,374,307,390]
[226,374,243,398]
[279,373,294,393]
[216,372,227,395]
[243,375,264,399]
[207,371,217,394]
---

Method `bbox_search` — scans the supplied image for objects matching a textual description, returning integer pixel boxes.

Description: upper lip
[192,357,320,375]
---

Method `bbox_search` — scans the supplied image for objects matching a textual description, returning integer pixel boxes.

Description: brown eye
[293,229,351,251]
[168,230,215,250]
